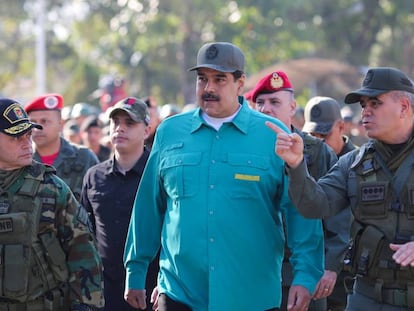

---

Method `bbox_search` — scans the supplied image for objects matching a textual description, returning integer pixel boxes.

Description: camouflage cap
[109,97,150,124]
[344,67,414,104]
[188,42,245,73]
[0,98,42,136]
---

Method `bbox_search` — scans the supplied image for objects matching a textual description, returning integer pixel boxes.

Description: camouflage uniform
[0,161,104,310]
[33,138,99,200]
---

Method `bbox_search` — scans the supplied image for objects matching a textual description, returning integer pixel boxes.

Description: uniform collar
[190,96,250,134]
[106,147,150,175]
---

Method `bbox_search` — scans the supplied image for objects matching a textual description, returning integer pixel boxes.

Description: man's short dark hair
[232,70,244,81]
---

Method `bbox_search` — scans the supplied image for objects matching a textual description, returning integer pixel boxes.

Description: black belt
[355,279,412,307]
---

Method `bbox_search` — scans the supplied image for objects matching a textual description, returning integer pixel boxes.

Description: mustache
[202,93,220,101]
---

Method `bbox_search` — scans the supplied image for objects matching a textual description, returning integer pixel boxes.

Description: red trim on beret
[250,71,293,103]
[25,93,64,113]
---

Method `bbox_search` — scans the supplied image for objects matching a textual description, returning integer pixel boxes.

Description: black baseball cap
[0,98,42,137]
[345,67,414,104]
[188,42,245,73]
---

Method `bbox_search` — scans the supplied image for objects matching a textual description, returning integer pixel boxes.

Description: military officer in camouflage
[0,98,104,310]
[268,67,414,310]
[24,94,99,200]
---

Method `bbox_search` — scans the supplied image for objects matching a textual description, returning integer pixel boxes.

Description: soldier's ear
[236,74,246,96]
[400,96,411,118]
[338,120,345,132]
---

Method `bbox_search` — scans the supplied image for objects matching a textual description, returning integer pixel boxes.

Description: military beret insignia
[44,96,59,109]
[270,72,284,89]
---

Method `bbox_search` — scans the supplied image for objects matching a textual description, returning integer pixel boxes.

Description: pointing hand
[265,121,304,168]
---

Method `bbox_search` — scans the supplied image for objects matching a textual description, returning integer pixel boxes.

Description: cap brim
[188,64,237,73]
[20,122,42,136]
[302,122,333,135]
[2,122,42,137]
[344,88,387,104]
[32,123,42,130]
[109,107,140,122]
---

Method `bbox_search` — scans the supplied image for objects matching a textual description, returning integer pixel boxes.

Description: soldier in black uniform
[81,97,159,310]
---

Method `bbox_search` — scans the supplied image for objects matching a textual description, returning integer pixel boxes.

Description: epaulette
[350,141,375,170]
[29,161,57,177]
[27,162,42,178]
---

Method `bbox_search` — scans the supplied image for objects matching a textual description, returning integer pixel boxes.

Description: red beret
[244,89,254,101]
[25,93,64,113]
[250,71,294,103]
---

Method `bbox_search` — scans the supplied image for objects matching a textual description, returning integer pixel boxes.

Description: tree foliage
[1,0,414,106]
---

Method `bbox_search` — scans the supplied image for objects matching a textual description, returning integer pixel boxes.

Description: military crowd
[1,41,413,311]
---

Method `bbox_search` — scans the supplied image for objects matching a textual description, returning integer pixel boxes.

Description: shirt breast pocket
[227,153,270,199]
[160,152,201,199]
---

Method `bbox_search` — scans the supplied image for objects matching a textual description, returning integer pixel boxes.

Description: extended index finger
[265,121,288,135]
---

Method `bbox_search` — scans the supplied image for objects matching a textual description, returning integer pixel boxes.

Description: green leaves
[2,0,414,107]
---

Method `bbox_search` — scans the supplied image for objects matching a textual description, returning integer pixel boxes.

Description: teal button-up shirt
[124,100,324,310]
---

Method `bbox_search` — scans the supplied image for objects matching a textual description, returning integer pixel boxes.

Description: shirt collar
[190,96,250,134]
[105,147,150,175]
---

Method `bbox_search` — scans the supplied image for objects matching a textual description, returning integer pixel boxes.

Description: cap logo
[311,106,322,118]
[4,103,28,124]
[44,96,59,109]
[13,106,24,119]
[270,72,284,89]
[124,97,136,106]
[362,70,374,87]
[206,45,219,60]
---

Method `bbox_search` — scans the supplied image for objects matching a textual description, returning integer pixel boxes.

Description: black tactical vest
[347,144,414,286]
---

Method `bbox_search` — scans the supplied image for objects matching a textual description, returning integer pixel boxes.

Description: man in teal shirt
[124,42,324,311]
